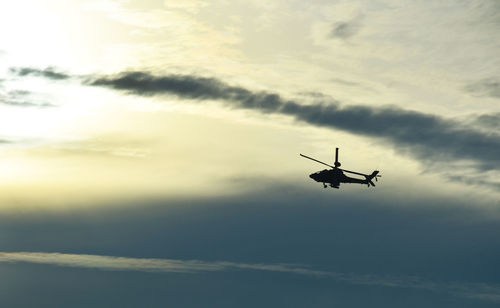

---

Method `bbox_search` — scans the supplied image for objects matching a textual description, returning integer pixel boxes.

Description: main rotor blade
[300,154,335,168]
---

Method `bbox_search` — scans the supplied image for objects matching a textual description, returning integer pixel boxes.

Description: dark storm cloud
[1,189,500,307]
[87,71,500,172]
[9,67,70,80]
[465,78,500,99]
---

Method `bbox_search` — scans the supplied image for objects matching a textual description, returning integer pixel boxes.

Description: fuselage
[309,168,367,188]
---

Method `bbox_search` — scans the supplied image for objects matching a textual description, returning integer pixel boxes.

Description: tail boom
[365,171,379,187]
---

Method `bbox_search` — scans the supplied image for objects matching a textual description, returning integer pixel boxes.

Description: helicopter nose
[309,173,316,180]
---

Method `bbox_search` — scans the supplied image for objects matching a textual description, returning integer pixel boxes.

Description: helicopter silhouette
[300,148,380,189]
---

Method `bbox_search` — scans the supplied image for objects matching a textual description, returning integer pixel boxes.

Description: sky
[0,0,499,307]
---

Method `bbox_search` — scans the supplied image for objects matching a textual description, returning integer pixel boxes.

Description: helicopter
[300,148,381,189]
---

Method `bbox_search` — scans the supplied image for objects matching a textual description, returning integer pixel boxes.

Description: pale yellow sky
[0,0,498,208]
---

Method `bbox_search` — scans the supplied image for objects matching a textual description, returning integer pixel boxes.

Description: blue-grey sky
[1,189,500,307]
[0,0,499,307]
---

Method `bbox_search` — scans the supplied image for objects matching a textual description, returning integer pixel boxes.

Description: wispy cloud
[465,78,500,99]
[43,136,151,158]
[475,113,500,130]
[0,89,55,108]
[0,98,54,108]
[9,67,71,80]
[86,71,500,172]
[329,16,362,40]
[1,251,499,303]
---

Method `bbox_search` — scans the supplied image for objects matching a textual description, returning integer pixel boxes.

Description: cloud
[465,78,500,99]
[329,21,360,39]
[87,71,500,173]
[41,135,151,158]
[1,251,499,302]
[0,252,500,302]
[9,67,70,80]
[445,173,500,191]
[328,14,363,40]
[9,67,500,188]
[0,98,55,108]
[330,77,361,87]
[475,113,500,129]
[1,187,499,305]
[0,90,55,108]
